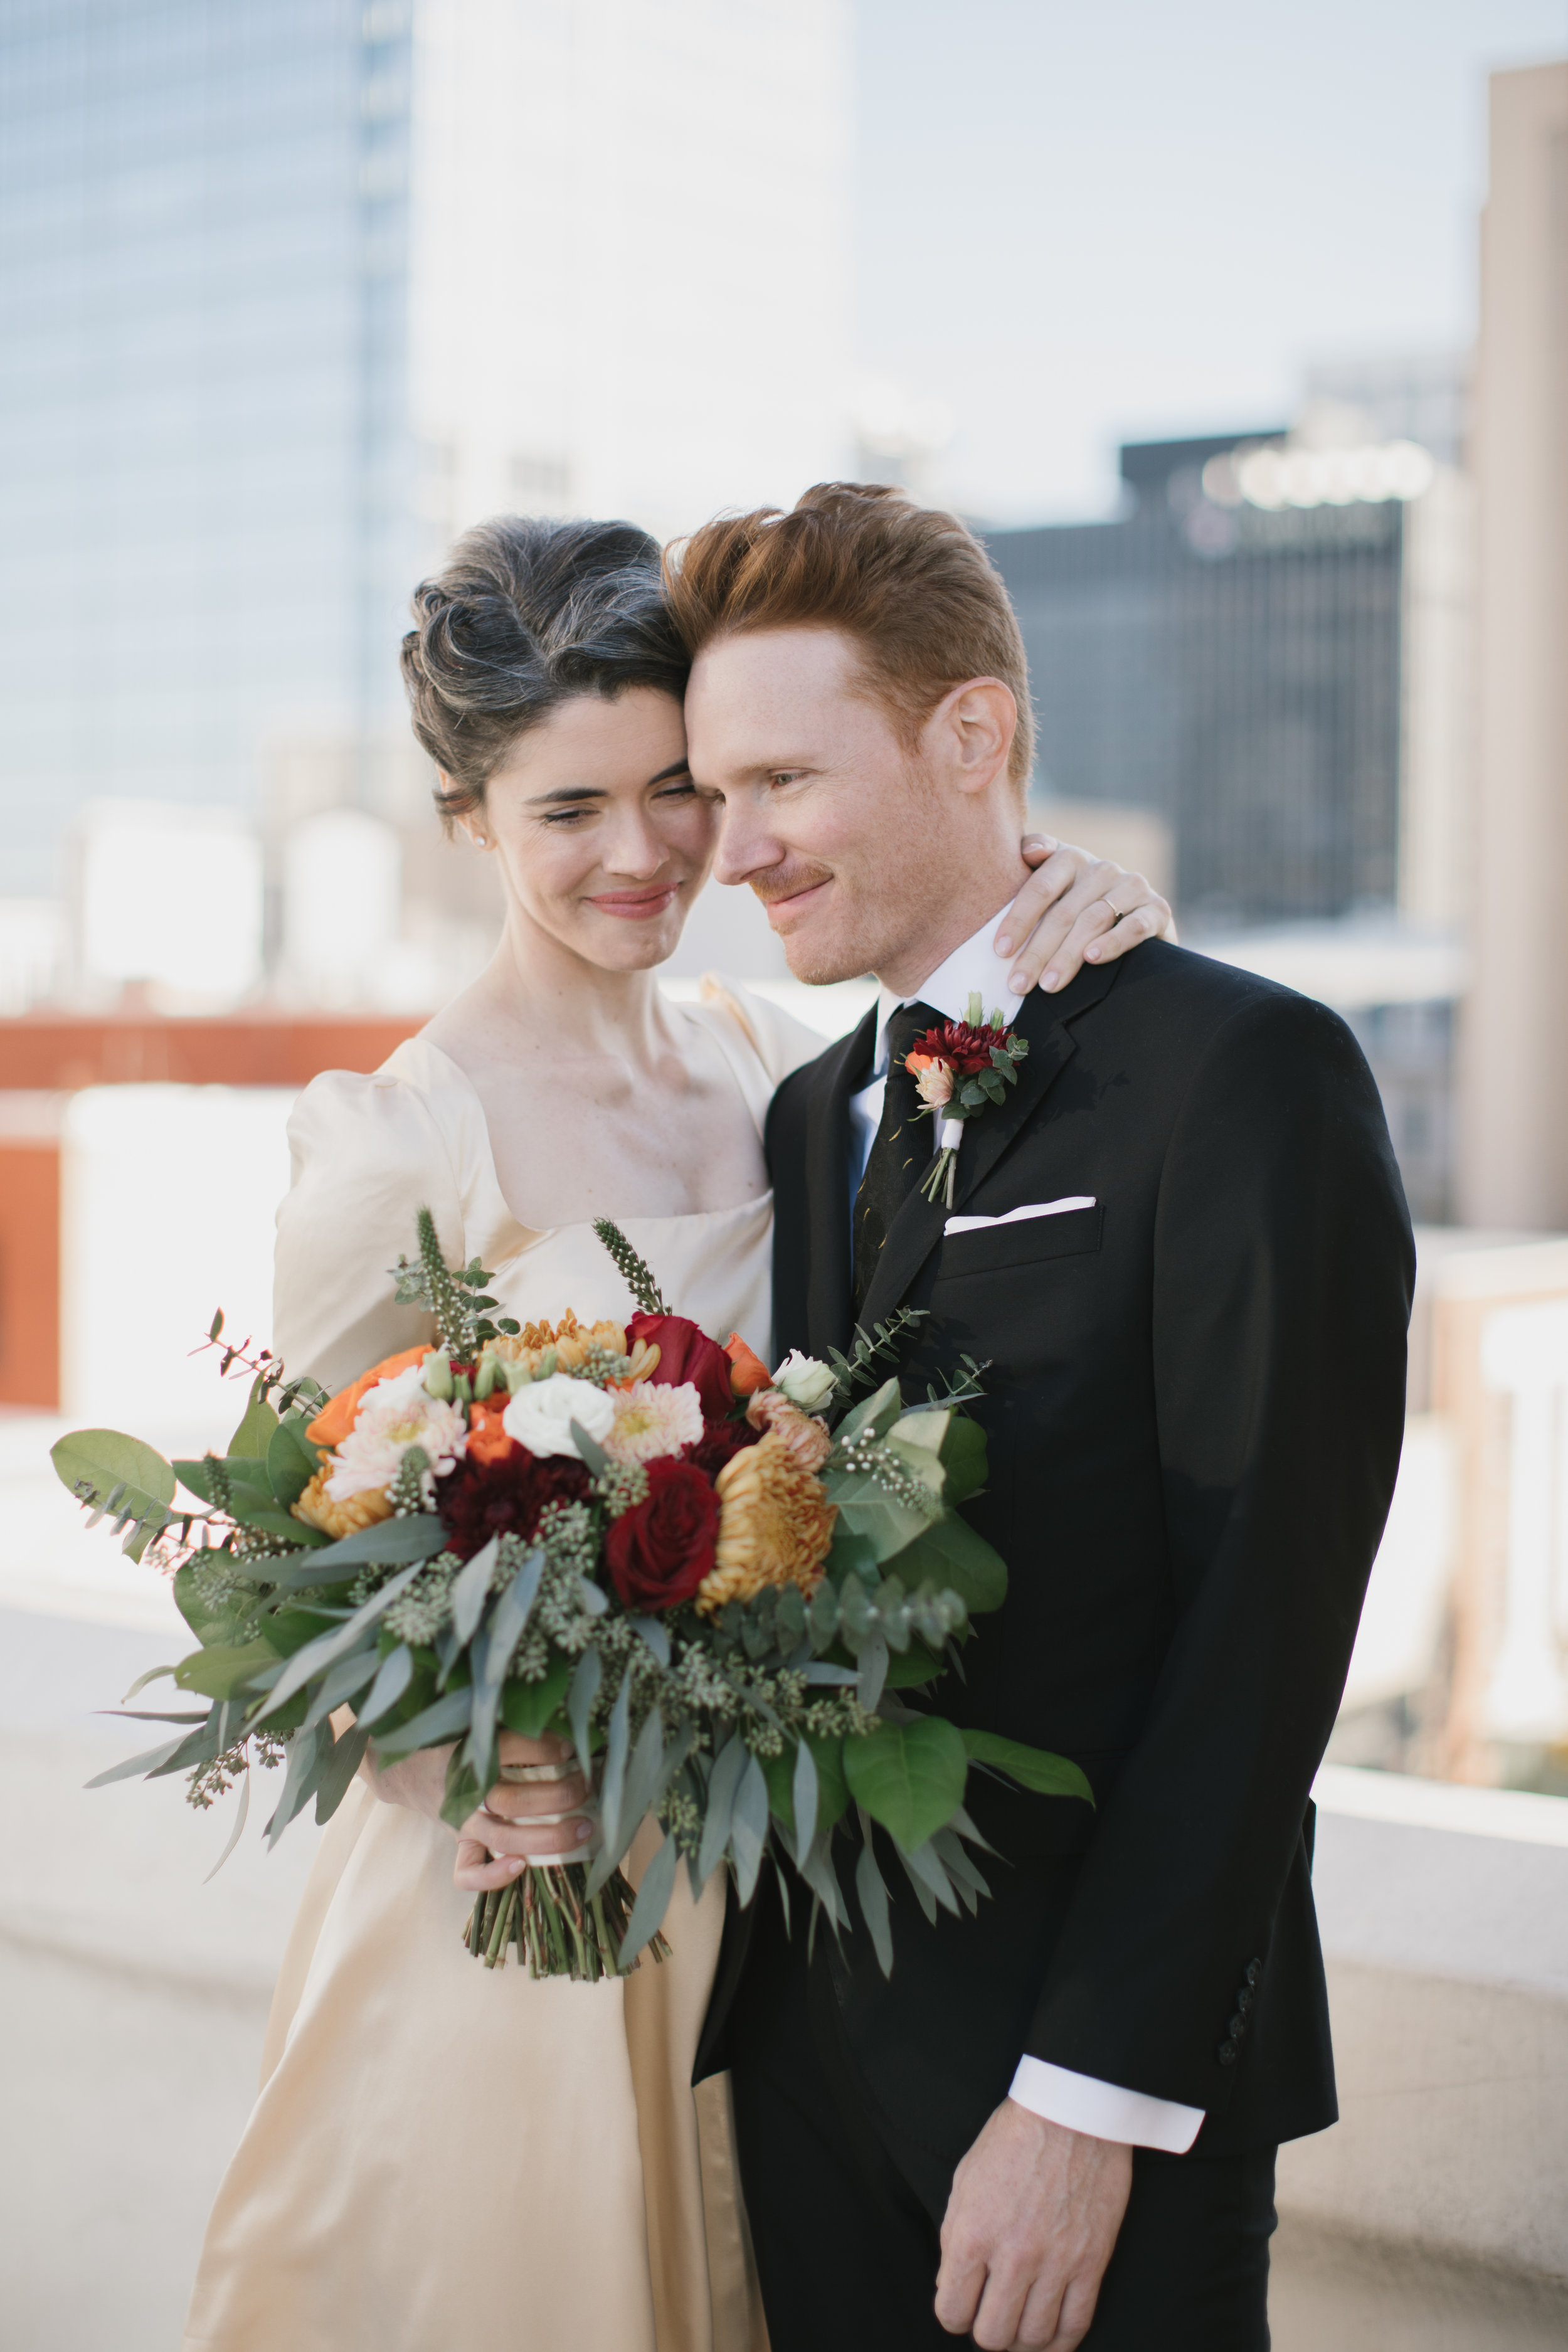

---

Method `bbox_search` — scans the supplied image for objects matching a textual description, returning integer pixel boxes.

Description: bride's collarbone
[481,1079,768,1227]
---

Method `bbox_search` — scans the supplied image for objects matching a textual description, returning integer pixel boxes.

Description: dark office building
[986,433,1407,928]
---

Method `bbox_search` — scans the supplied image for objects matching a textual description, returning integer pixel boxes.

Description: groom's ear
[926,676,1018,800]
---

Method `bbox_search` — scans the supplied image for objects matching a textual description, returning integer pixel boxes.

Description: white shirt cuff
[1008,2057,1205,2154]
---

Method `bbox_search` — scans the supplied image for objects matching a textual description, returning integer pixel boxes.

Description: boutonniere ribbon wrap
[905,992,1030,1209]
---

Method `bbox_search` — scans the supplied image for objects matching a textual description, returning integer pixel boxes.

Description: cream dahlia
[325,1363,469,1501]
[605,1380,704,1465]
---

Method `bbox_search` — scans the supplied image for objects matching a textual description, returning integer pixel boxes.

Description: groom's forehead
[685,627,873,765]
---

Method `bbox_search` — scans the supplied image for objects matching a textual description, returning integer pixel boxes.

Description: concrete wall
[1279,1766,1568,2282]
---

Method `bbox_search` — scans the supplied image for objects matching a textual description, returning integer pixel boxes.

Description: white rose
[502,1372,617,1461]
[771,1349,836,1413]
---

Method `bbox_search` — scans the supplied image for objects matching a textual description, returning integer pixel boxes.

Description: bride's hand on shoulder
[995,834,1175,997]
[363,1730,594,1890]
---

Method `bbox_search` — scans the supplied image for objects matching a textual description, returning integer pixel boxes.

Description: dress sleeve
[696,975,834,1086]
[273,1064,463,1394]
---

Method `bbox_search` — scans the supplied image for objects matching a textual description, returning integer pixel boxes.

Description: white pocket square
[944,1196,1096,1236]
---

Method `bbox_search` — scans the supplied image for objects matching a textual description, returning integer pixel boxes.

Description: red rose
[627,1311,734,1423]
[604,1457,719,1612]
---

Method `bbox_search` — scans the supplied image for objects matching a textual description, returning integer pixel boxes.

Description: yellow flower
[487,1314,628,1378]
[292,1468,395,1540]
[696,1431,837,1616]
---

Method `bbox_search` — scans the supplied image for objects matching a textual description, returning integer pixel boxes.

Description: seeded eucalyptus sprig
[593,1217,669,1315]
[825,1308,928,1404]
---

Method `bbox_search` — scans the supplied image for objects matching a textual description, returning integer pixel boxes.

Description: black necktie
[853,1000,941,1319]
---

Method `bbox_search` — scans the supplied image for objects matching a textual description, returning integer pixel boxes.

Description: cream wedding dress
[183,980,822,2352]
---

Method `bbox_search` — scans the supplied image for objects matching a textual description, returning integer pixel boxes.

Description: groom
[672,485,1413,2350]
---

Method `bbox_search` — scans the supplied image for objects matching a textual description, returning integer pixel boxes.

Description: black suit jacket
[699,940,1413,2196]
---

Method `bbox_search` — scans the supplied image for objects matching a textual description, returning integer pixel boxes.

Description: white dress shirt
[849,907,1204,2156]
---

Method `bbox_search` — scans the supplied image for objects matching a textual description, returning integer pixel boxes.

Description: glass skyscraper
[0,0,417,894]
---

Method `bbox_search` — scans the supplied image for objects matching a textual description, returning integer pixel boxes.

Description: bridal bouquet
[55,1214,1089,1981]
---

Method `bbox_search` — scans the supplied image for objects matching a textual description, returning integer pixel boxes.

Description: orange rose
[306,1344,432,1448]
[724,1332,773,1397]
[465,1395,516,1467]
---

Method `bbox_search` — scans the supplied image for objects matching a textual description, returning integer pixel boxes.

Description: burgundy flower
[434,1449,591,1560]
[906,1018,1010,1078]
[627,1311,734,1422]
[604,1456,719,1611]
[684,1417,758,1480]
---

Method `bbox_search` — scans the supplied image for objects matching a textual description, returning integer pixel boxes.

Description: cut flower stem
[462,1860,669,1980]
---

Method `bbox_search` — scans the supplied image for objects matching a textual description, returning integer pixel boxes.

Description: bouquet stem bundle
[463,1859,664,1979]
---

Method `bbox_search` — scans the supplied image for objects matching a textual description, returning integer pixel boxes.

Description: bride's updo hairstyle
[401,516,692,827]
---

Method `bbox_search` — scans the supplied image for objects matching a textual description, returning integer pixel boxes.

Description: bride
[182,513,1170,2352]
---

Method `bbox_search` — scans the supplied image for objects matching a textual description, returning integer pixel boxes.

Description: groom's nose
[711,795,783,890]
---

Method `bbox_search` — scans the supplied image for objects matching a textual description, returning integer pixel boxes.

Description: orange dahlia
[696,1431,837,1616]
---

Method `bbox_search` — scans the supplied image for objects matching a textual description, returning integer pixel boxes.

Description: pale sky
[853,0,1568,521]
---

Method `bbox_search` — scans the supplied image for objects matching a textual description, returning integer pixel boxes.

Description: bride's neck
[461,908,671,1062]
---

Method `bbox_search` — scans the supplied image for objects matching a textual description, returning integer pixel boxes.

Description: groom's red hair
[662,482,1035,796]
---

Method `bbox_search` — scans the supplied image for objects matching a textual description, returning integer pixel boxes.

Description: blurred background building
[0,0,851,978]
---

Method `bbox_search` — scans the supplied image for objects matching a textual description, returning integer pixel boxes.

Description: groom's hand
[935,2102,1132,2349]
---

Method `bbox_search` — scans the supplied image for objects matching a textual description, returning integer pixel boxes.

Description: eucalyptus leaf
[85,1731,193,1788]
[503,1655,570,1740]
[265,1719,333,1846]
[228,1390,280,1460]
[314,1722,370,1823]
[267,1512,449,1587]
[370,1683,473,1759]
[616,1828,679,1967]
[630,1615,670,1666]
[359,1643,415,1727]
[121,1663,176,1702]
[856,1629,889,1713]
[203,1761,252,1882]
[466,1549,546,1785]
[450,1537,499,1646]
[172,1638,280,1702]
[792,1737,819,1863]
[568,1648,601,1787]
[730,1750,770,1907]
[51,1430,174,1540]
[842,1716,968,1851]
[613,1707,665,1876]
[696,1733,748,1890]
[896,1835,960,1917]
[267,1414,320,1508]
[936,1413,988,1505]
[959,1729,1094,1805]
[302,1645,382,1730]
[854,1823,894,1976]
[569,1418,610,1476]
[887,1512,1007,1616]
[588,1670,634,1892]
[256,1555,432,1719]
[833,1377,903,1451]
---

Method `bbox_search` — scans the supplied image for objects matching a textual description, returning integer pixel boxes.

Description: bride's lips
[586,885,680,920]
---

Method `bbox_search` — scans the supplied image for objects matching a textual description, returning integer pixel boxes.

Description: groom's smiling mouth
[749,864,834,929]
[586,884,682,919]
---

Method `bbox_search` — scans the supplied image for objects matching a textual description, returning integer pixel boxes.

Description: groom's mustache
[745,860,835,908]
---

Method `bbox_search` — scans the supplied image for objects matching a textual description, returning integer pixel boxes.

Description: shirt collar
[870,904,1024,1077]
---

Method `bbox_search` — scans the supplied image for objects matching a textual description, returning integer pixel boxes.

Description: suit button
[1237,1988,1254,2015]
[1229,2012,1246,2038]
[1217,2040,1237,2065]
[1246,1959,1262,1986]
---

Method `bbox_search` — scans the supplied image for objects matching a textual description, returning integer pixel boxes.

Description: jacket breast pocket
[933,1202,1103,1279]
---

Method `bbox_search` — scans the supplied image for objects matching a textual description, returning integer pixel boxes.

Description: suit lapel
[855,960,1122,1333]
[803,1005,876,1362]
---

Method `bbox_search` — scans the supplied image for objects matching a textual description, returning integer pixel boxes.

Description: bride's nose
[598,803,669,879]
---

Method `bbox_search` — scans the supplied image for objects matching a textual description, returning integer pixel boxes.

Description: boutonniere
[904,993,1030,1209]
